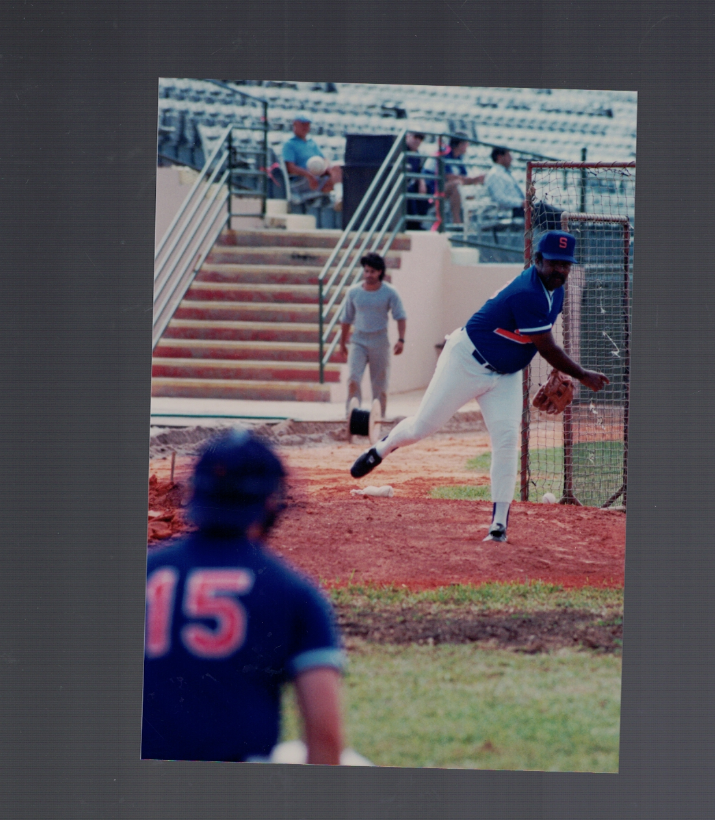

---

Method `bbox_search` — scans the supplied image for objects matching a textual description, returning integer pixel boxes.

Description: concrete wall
[155,167,263,248]
[155,166,188,246]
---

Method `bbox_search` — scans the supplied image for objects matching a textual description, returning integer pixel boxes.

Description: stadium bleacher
[157,78,636,204]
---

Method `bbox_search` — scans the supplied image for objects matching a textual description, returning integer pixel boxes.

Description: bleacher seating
[157,78,637,211]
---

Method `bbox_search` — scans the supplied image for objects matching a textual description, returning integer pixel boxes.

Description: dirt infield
[147,421,626,591]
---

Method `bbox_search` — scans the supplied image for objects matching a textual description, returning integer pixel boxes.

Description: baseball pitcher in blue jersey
[142,431,345,764]
[350,231,609,543]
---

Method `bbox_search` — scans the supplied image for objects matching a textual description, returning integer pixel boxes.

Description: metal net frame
[520,161,635,508]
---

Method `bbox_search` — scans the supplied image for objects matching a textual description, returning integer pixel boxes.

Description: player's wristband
[398,338,405,343]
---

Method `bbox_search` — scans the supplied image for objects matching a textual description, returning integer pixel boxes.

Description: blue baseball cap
[188,429,286,533]
[537,231,577,263]
[294,115,311,123]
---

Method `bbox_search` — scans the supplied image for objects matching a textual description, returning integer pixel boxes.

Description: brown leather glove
[532,369,575,415]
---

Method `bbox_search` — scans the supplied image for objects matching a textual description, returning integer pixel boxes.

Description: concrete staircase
[152,229,411,402]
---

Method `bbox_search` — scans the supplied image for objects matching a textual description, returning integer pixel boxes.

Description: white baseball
[541,492,557,504]
[306,155,328,175]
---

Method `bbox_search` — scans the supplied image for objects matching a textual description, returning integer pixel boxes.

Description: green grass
[527,441,625,506]
[429,451,496,500]
[430,484,494,501]
[442,444,626,506]
[466,452,492,472]
[280,584,623,770]
[281,644,622,771]
[329,581,623,614]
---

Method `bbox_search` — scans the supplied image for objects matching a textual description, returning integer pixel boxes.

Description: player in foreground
[142,431,345,764]
[350,231,610,543]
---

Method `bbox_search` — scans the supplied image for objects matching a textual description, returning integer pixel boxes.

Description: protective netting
[521,162,635,507]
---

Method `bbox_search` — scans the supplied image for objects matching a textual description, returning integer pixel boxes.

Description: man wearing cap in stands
[282,116,342,207]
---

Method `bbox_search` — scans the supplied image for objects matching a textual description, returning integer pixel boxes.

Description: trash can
[342,134,396,230]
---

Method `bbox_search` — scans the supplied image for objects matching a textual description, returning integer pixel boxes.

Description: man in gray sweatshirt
[339,252,407,417]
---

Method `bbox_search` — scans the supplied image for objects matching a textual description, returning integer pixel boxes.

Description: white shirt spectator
[485,164,524,210]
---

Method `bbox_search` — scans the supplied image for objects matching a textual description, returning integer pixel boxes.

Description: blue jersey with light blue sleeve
[465,265,564,374]
[141,532,344,762]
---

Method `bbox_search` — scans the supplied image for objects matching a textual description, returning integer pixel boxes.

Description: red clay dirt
[147,428,625,591]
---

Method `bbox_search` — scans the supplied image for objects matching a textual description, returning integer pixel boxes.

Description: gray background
[2,1,713,817]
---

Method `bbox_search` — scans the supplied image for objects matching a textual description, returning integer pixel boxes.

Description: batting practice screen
[520,162,635,508]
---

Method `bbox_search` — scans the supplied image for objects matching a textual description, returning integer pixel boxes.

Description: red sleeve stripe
[493,327,543,344]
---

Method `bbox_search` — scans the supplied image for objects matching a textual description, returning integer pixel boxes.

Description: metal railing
[153,84,274,350]
[317,128,410,381]
[316,130,563,378]
[152,127,234,350]
[158,79,269,182]
[207,81,270,209]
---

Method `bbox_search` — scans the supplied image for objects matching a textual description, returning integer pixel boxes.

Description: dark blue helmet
[188,429,286,533]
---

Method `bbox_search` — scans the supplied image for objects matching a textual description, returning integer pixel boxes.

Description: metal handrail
[153,86,273,351]
[322,160,405,310]
[315,128,584,379]
[317,128,410,380]
[321,181,407,365]
[154,151,230,294]
[155,126,232,263]
[153,179,230,350]
[321,171,405,332]
[318,130,408,288]
[152,128,236,350]
[154,168,230,322]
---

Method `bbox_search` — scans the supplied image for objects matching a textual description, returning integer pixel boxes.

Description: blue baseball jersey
[141,532,344,762]
[282,136,324,171]
[465,265,564,374]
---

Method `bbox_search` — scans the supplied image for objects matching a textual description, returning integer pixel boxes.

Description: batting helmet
[188,429,286,533]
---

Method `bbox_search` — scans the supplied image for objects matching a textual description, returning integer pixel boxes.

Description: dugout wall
[520,162,635,508]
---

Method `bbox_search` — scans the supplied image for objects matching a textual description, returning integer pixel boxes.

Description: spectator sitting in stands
[425,135,486,225]
[485,147,526,217]
[404,132,430,230]
[282,116,343,209]
[486,147,562,229]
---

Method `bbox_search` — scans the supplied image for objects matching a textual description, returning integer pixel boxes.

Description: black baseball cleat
[350,448,382,478]
[483,523,507,543]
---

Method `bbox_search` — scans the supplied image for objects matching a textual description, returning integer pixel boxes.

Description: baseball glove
[532,369,574,415]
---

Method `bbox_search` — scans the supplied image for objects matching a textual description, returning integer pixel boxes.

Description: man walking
[339,252,407,417]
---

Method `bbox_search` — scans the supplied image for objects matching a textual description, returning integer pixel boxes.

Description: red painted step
[151,378,332,402]
[162,320,323,344]
[151,358,341,383]
[195,264,392,286]
[185,283,339,304]
[174,301,338,324]
[154,339,341,363]
[205,246,403,268]
[153,229,411,402]
[215,229,411,251]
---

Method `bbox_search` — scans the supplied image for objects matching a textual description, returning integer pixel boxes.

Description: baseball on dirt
[541,492,557,504]
[306,155,328,175]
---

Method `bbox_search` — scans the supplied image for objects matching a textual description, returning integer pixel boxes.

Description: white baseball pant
[374,327,522,502]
